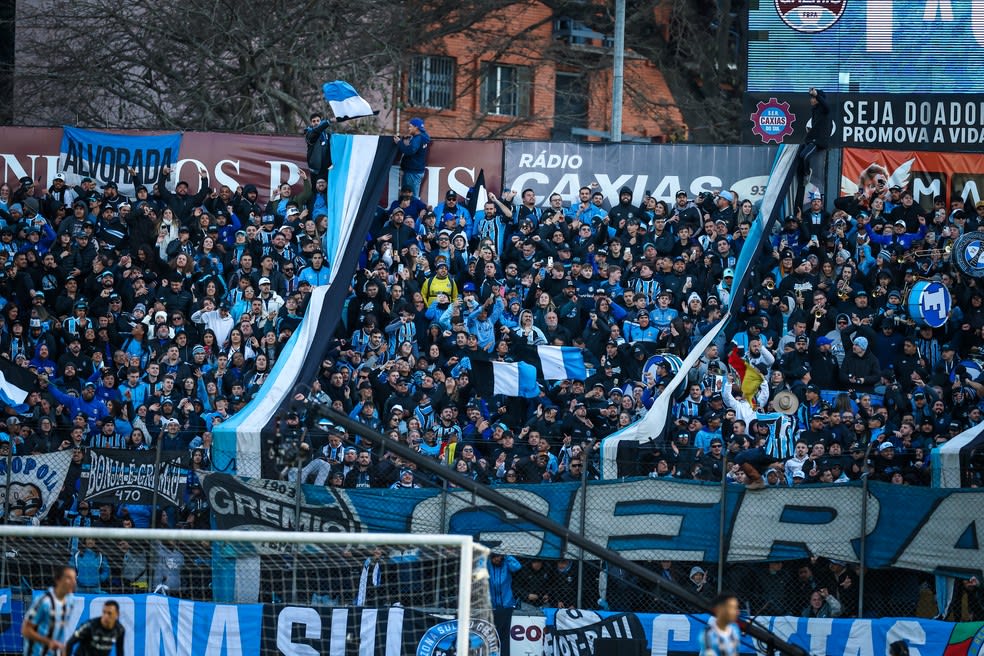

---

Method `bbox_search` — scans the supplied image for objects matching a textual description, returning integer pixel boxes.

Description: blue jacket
[488,555,522,608]
[467,298,504,352]
[396,131,430,173]
[299,264,331,287]
[48,385,108,429]
[864,223,928,250]
[72,548,110,592]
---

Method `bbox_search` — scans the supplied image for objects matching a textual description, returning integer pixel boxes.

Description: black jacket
[806,91,831,148]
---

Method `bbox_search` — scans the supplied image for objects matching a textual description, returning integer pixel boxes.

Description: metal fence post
[576,440,591,608]
[1,447,11,587]
[858,440,876,618]
[291,426,305,604]
[150,435,164,530]
[434,479,450,608]
[718,452,729,594]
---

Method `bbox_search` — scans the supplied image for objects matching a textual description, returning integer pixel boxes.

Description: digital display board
[747,0,984,94]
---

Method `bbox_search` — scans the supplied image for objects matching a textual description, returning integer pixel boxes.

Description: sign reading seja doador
[743,92,984,151]
[202,474,984,578]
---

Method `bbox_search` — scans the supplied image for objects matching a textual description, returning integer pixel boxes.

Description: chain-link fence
[0,428,961,621]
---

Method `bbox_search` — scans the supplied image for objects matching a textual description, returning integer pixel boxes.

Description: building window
[481,63,531,117]
[407,55,455,109]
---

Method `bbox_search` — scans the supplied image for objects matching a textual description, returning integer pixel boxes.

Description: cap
[817,336,833,346]
[409,117,425,129]
[878,442,895,451]
[795,334,808,343]
[445,189,457,200]
[258,277,271,285]
[722,268,734,278]
[719,190,734,202]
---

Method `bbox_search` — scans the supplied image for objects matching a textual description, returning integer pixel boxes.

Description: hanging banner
[0,592,262,656]
[0,450,72,525]
[840,147,984,210]
[80,449,187,508]
[203,473,984,578]
[0,595,980,656]
[544,609,981,656]
[744,92,984,151]
[503,141,778,207]
[202,473,365,546]
[1,126,502,208]
[58,126,182,197]
[262,605,514,656]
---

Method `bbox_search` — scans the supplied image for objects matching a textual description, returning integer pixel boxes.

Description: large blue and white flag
[58,126,182,197]
[322,81,377,122]
[0,357,34,406]
[536,345,587,380]
[470,360,541,398]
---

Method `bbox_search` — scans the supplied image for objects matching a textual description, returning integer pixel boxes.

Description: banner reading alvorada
[58,126,182,197]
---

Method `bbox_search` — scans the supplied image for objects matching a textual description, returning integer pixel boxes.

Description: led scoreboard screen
[747,0,984,94]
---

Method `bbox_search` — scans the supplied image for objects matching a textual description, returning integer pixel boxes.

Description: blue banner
[545,608,982,656]
[203,474,984,578]
[58,126,182,197]
[0,591,261,656]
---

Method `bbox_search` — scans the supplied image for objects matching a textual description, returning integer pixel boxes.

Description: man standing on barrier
[22,565,76,656]
[64,600,125,656]
[734,417,796,490]
[702,592,743,656]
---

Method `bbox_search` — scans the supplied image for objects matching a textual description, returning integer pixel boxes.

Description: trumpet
[764,280,775,291]
[814,310,824,319]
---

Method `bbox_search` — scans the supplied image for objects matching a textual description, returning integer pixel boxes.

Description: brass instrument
[814,310,824,319]
[907,245,953,259]
[764,280,775,291]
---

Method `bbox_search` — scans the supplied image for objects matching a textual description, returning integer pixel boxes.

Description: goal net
[0,525,492,656]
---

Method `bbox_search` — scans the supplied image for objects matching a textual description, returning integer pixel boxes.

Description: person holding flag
[394,118,430,197]
[304,111,333,182]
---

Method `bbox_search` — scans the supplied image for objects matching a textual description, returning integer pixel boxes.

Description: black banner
[201,473,363,542]
[743,92,984,152]
[81,449,187,507]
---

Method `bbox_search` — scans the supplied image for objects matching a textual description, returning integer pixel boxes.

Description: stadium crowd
[0,144,982,497]
[0,122,982,616]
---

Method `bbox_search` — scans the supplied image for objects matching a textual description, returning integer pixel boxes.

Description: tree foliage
[8,0,746,142]
[11,0,516,132]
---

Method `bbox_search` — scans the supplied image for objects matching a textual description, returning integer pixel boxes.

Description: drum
[907,280,950,328]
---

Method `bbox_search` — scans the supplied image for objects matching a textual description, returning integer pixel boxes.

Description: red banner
[840,147,984,212]
[0,127,502,208]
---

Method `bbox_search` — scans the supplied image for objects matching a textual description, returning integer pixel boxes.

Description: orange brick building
[387,1,687,142]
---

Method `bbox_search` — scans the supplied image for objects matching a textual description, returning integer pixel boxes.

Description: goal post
[0,525,492,656]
